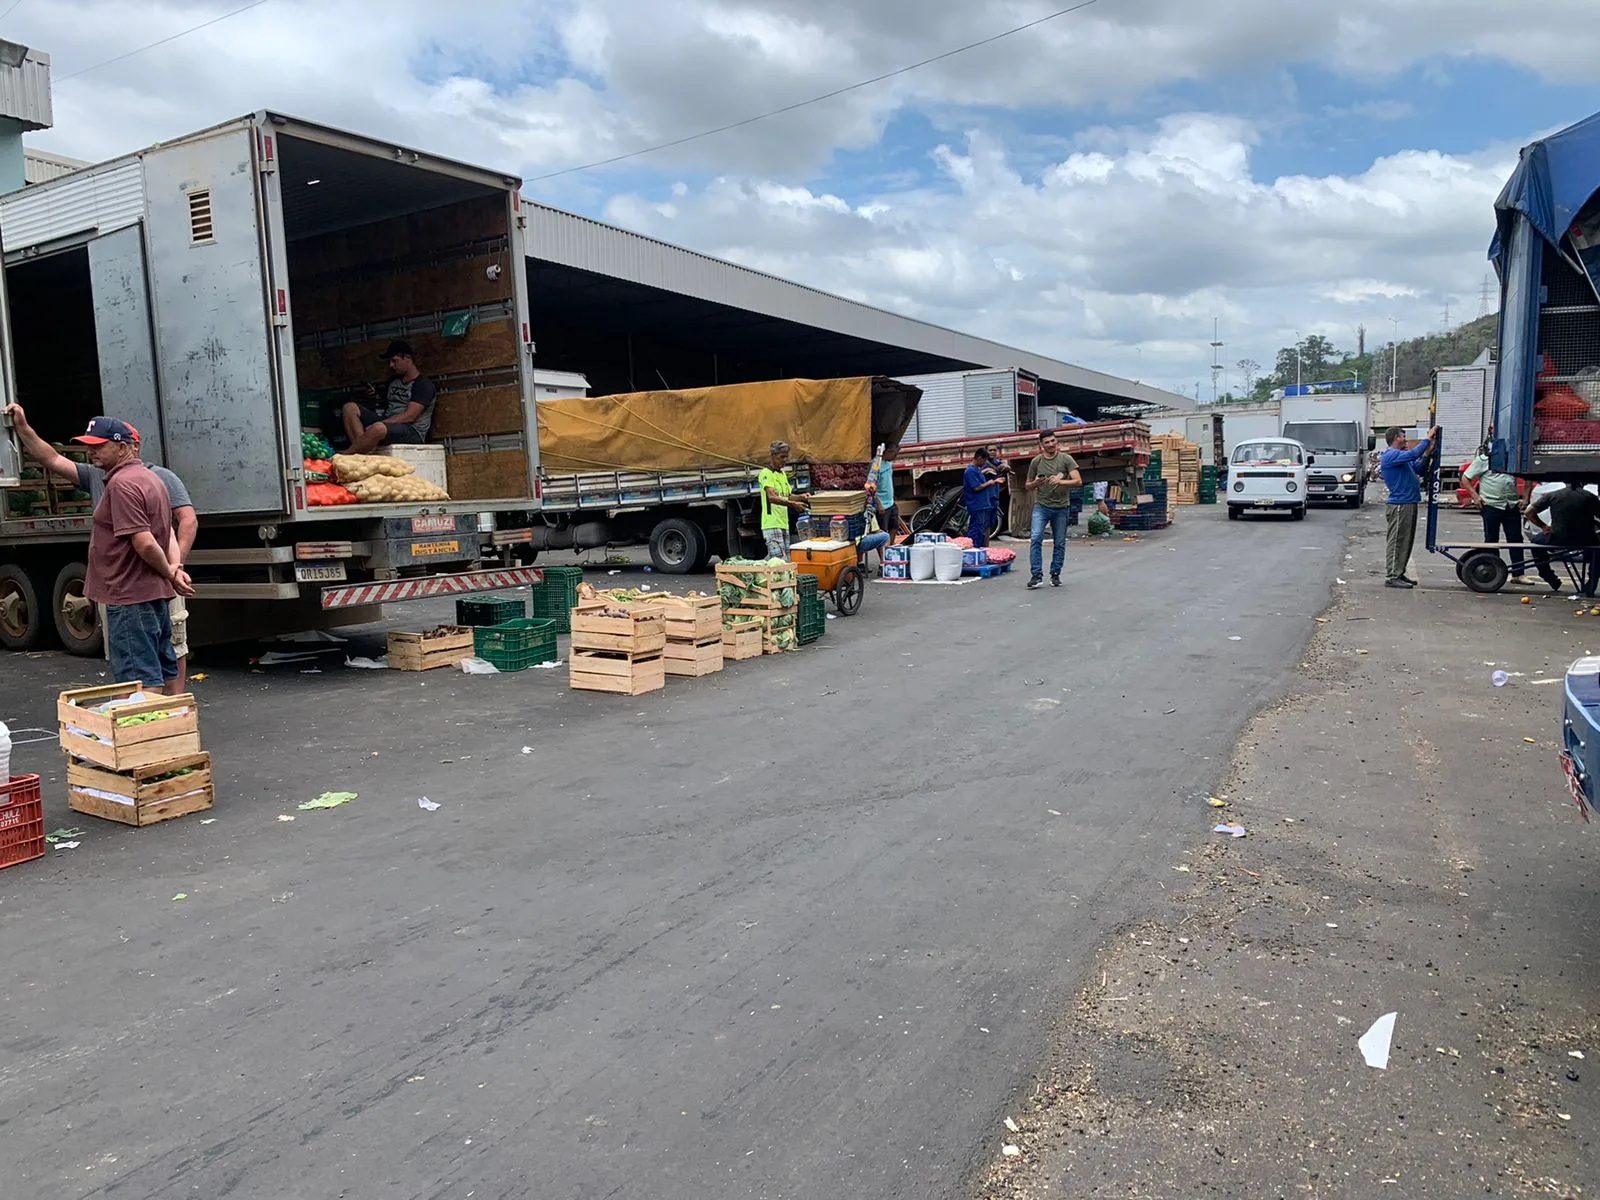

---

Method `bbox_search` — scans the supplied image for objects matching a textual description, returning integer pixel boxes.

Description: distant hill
[1364,313,1497,393]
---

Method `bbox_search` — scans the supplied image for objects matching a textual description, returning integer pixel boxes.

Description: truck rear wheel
[649,518,707,574]
[0,563,50,650]
[51,561,104,657]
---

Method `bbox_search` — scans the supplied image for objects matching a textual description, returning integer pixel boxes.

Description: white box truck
[0,111,545,653]
[898,367,1039,444]
[1278,394,1371,507]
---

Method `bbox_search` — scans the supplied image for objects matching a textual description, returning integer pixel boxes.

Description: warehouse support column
[0,117,24,194]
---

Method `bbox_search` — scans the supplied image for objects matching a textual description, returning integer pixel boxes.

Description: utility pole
[1294,332,1303,388]
[1387,316,1399,392]
[1209,317,1223,405]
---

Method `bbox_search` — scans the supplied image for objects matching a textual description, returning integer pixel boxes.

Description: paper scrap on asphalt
[277,814,296,822]
[1360,1012,1397,1069]
[51,841,80,850]
[1212,823,1247,838]
[1207,797,1228,808]
[1228,635,1242,641]
[531,660,563,669]
[267,630,349,644]
[255,651,324,666]
[299,791,357,811]
[521,746,534,754]
[1001,1144,1021,1157]
[172,893,188,901]
[459,657,499,675]
[417,797,441,811]
[345,656,388,670]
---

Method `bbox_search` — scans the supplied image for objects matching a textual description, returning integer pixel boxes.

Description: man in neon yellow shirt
[759,440,809,559]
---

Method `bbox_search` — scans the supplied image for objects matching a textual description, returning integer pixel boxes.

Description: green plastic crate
[472,618,558,672]
[532,567,584,633]
[456,594,526,627]
[796,575,826,645]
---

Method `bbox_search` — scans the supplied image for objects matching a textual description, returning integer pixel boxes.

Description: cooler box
[790,542,856,572]
[1561,655,1600,818]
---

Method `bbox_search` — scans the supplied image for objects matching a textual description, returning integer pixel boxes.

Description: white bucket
[932,543,963,582]
[909,544,936,581]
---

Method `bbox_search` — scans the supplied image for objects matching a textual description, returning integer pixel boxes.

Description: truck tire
[51,561,104,657]
[0,563,50,650]
[649,518,707,574]
[1346,492,1362,509]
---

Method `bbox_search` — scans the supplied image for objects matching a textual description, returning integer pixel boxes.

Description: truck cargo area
[278,130,533,511]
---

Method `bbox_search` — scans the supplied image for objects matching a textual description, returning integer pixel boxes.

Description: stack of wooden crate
[1149,435,1185,521]
[716,561,799,654]
[1176,441,1202,505]
[656,595,725,678]
[59,683,213,827]
[569,600,667,694]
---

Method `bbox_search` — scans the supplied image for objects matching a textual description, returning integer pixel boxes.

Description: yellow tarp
[537,377,899,473]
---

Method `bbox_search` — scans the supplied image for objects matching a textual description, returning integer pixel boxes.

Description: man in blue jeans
[964,447,1004,547]
[1024,430,1083,588]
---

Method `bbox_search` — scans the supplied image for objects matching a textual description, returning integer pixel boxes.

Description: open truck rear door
[0,215,18,488]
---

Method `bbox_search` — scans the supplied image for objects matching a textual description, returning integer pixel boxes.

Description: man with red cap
[69,417,195,688]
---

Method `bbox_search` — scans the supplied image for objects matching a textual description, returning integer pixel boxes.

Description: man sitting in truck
[340,340,437,453]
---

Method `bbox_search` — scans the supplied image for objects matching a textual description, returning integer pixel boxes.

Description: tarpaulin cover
[536,377,920,472]
[1491,109,1600,268]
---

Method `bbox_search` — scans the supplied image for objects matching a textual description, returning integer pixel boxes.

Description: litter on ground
[299,791,358,811]
[1360,1012,1398,1070]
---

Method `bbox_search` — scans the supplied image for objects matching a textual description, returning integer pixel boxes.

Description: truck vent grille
[187,189,215,244]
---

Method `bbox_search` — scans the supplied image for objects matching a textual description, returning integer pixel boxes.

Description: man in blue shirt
[963,448,1004,547]
[1379,424,1439,588]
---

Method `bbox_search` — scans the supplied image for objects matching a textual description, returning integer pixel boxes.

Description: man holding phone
[1024,430,1083,589]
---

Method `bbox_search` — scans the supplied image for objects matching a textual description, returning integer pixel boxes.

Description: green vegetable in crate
[115,710,173,728]
[776,586,795,607]
[302,431,335,460]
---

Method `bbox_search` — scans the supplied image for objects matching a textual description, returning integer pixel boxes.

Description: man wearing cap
[70,417,195,688]
[340,340,438,453]
[759,441,809,559]
[4,404,199,693]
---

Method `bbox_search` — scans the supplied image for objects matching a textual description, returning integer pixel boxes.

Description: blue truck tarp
[1491,110,1600,270]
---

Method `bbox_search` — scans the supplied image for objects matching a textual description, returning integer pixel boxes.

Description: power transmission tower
[1478,274,1492,318]
[1209,317,1223,405]
[1442,300,1452,332]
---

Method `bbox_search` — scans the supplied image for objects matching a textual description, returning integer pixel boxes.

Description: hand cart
[789,541,865,616]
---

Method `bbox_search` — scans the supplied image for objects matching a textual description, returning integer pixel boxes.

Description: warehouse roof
[521,201,1184,418]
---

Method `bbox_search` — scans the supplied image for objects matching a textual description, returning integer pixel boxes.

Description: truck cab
[1280,419,1366,507]
[1227,437,1310,521]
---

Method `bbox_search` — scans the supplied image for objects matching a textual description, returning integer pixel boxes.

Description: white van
[1227,437,1311,521]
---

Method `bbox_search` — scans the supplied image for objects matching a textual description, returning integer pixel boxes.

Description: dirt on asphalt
[975,503,1600,1199]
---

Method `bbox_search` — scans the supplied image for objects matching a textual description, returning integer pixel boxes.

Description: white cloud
[604,114,1517,389]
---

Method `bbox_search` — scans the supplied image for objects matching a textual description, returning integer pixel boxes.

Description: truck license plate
[412,516,455,534]
[295,561,347,582]
[411,540,460,556]
[1311,484,1333,492]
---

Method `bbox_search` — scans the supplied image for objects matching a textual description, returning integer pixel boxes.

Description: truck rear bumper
[320,566,544,610]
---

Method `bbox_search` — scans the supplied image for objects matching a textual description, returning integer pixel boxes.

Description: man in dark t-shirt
[341,339,437,453]
[1526,480,1600,596]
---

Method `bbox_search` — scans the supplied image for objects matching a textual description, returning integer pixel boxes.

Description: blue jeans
[1030,504,1069,578]
[105,598,177,687]
[857,531,889,559]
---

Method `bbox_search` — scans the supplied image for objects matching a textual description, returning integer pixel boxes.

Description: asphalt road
[0,502,1349,1200]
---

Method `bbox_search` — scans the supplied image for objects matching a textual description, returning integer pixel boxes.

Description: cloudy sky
[12,0,1600,398]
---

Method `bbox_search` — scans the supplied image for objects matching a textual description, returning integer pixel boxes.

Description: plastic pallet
[962,561,1014,578]
[472,617,558,671]
[456,594,527,627]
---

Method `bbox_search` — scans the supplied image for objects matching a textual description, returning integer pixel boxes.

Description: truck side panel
[143,128,286,516]
[86,226,164,466]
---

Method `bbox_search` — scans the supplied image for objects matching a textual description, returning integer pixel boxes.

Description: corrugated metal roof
[23,148,86,185]
[0,156,144,251]
[0,46,51,131]
[523,201,1185,409]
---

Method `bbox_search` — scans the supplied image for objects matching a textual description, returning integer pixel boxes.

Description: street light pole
[1388,317,1399,392]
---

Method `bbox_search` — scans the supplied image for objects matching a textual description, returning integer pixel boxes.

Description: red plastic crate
[0,775,45,871]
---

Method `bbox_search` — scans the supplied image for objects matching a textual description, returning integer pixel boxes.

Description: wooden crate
[66,752,214,827]
[571,602,667,657]
[664,637,724,677]
[570,650,665,695]
[657,595,722,642]
[722,623,763,661]
[58,683,201,771]
[387,626,475,671]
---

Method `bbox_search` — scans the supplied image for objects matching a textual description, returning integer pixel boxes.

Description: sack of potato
[345,475,451,503]
[332,453,414,483]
